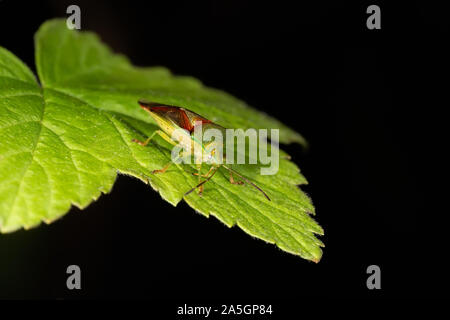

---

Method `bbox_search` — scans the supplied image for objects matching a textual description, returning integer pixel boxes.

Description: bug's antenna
[222,165,271,201]
[184,167,218,196]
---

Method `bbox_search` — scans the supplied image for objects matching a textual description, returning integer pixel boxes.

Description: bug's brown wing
[183,109,213,132]
[138,100,215,133]
[138,100,194,132]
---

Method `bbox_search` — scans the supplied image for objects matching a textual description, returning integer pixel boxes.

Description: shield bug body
[133,99,270,200]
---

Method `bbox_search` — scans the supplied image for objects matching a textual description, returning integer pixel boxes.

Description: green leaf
[0,19,323,261]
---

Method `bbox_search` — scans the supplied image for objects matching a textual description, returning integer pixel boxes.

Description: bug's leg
[132,130,177,147]
[193,164,215,195]
[184,167,218,197]
[152,162,172,174]
[151,151,187,174]
[132,130,158,146]
[193,163,202,177]
[229,171,244,185]
[196,163,203,195]
[196,166,216,196]
[192,165,215,178]
[198,185,203,196]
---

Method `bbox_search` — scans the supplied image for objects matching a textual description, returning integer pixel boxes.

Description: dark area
[0,0,448,303]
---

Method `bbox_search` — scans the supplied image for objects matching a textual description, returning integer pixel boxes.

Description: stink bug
[132,99,271,201]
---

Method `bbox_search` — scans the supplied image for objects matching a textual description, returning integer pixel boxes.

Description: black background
[0,0,448,303]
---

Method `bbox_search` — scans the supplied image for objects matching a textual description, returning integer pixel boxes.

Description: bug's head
[138,99,163,112]
[138,99,186,135]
